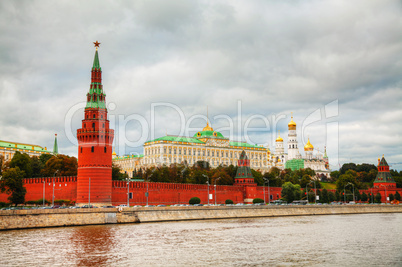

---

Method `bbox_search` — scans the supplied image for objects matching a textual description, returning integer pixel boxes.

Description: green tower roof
[92,49,101,70]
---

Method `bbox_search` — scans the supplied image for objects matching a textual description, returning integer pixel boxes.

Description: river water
[0,213,401,266]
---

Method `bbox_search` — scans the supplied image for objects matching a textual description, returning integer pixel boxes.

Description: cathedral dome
[288,115,296,130]
[276,131,283,142]
[304,138,314,151]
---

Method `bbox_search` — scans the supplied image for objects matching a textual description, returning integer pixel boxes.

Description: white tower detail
[287,114,301,160]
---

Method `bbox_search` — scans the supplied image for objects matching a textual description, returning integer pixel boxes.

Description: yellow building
[113,122,271,177]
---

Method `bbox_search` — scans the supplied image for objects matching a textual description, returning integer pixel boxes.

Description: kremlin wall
[0,43,401,207]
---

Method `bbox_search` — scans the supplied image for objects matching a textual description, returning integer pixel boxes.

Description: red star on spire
[93,40,101,49]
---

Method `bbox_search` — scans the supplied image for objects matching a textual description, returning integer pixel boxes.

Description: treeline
[119,161,320,190]
[0,152,77,205]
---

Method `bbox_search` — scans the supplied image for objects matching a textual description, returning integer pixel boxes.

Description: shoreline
[0,205,401,231]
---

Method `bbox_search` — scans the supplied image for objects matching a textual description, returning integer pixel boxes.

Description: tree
[189,197,201,205]
[395,191,401,201]
[281,182,301,203]
[335,191,340,201]
[328,191,336,203]
[253,198,264,204]
[225,199,233,205]
[321,189,329,203]
[30,156,44,178]
[361,192,368,202]
[330,171,340,181]
[39,154,54,165]
[251,169,263,186]
[336,174,359,192]
[0,167,27,205]
[41,155,77,177]
[112,165,128,180]
[389,194,394,202]
[10,151,32,178]
[375,193,382,203]
[340,163,357,174]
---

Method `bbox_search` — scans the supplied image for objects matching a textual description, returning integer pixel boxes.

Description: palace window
[212,151,215,156]
[184,150,186,155]
[207,150,210,156]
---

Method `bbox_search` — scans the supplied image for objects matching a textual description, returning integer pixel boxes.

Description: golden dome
[304,138,314,151]
[276,130,283,142]
[112,150,117,156]
[288,115,296,129]
[202,121,214,131]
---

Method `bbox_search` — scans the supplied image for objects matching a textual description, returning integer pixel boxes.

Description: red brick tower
[76,41,114,205]
[234,150,257,203]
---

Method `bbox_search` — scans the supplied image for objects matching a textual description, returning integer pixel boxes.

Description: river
[0,213,401,266]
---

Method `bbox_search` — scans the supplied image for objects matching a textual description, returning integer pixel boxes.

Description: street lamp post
[263,178,266,204]
[203,174,209,205]
[88,177,91,206]
[127,178,130,207]
[43,179,45,207]
[206,181,210,205]
[268,179,270,205]
[52,170,58,207]
[214,177,221,205]
[314,180,316,204]
[371,188,373,204]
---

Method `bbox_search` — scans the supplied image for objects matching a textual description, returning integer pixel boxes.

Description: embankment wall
[1,205,401,231]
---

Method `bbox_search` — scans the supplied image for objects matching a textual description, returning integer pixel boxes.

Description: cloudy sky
[1,0,401,170]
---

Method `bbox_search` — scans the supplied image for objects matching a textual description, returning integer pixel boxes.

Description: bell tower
[76,41,114,205]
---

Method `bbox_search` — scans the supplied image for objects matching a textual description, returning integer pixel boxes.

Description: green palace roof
[193,130,227,139]
[229,141,261,149]
[144,136,205,145]
[0,140,51,153]
[113,154,144,160]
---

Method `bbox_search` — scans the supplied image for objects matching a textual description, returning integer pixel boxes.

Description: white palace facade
[113,114,330,178]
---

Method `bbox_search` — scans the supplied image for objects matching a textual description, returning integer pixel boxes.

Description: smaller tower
[275,130,284,154]
[373,155,396,189]
[287,113,301,160]
[304,138,314,159]
[234,151,257,204]
[53,134,58,155]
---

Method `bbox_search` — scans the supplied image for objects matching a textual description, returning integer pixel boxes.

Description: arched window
[91,146,94,153]
[80,147,83,153]
[104,147,107,153]
[93,114,96,118]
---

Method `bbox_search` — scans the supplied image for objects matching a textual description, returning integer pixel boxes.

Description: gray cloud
[0,0,401,170]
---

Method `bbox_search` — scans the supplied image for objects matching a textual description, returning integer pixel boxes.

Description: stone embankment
[0,205,401,230]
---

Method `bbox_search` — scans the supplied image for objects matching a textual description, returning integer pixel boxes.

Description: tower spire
[53,134,58,155]
[87,42,106,109]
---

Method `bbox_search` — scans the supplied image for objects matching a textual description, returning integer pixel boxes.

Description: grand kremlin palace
[113,122,272,177]
[113,115,331,179]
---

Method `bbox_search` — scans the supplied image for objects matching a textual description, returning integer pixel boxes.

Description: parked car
[102,205,116,208]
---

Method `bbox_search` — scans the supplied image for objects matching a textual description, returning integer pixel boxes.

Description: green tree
[10,151,32,178]
[335,190,340,201]
[321,189,329,203]
[281,182,301,203]
[395,191,401,201]
[30,156,44,178]
[330,170,340,181]
[253,198,264,204]
[328,191,336,202]
[0,167,27,205]
[375,193,382,203]
[389,194,394,202]
[112,165,128,180]
[189,197,201,205]
[336,174,359,192]
[39,154,54,165]
[361,192,368,202]
[225,199,233,204]
[41,155,77,177]
[251,169,263,186]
